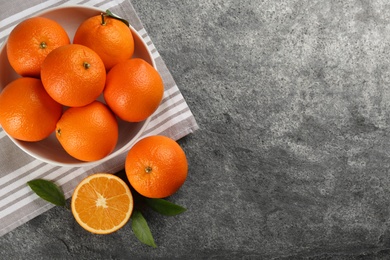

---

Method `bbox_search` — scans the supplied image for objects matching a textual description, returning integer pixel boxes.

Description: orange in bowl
[56,101,118,162]
[41,44,106,107]
[73,13,134,70]
[0,6,157,167]
[104,58,164,122]
[6,16,70,78]
[0,77,62,142]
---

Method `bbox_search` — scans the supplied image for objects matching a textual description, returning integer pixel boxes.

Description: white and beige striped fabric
[0,0,198,236]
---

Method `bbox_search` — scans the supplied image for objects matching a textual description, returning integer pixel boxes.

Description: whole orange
[0,77,62,142]
[56,101,118,162]
[73,13,134,70]
[104,58,164,122]
[7,17,70,77]
[125,135,188,198]
[41,44,106,107]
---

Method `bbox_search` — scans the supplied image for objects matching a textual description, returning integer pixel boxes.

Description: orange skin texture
[6,17,70,77]
[41,44,106,107]
[125,135,188,198]
[0,77,63,141]
[104,58,164,122]
[73,15,134,70]
[56,101,119,162]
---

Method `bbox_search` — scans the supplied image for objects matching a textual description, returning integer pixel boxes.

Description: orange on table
[7,17,70,78]
[73,13,134,70]
[104,58,164,122]
[0,77,62,142]
[71,173,133,234]
[125,135,188,198]
[55,101,118,162]
[41,44,106,107]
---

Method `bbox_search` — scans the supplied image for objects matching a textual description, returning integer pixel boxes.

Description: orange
[56,101,118,162]
[104,58,164,122]
[0,77,62,142]
[71,173,133,234]
[125,135,188,198]
[73,13,134,70]
[7,17,70,77]
[41,44,106,107]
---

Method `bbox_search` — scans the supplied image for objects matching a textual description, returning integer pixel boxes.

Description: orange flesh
[71,173,133,234]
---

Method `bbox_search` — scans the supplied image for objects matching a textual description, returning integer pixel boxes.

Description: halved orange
[71,173,133,234]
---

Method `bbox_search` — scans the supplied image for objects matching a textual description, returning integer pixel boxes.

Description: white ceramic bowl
[0,6,154,167]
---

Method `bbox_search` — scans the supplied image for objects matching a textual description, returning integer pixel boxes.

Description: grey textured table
[3,0,390,259]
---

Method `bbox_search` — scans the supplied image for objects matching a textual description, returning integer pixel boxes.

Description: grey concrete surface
[4,0,390,259]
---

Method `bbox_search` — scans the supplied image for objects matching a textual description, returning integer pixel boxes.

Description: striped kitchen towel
[0,0,198,237]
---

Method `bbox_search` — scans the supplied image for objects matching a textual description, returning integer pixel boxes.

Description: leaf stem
[105,9,130,27]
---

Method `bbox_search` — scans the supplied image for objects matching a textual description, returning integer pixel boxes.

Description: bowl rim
[0,5,156,167]
[10,116,152,168]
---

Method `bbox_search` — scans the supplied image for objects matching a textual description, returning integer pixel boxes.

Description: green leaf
[131,210,157,248]
[145,198,187,216]
[27,179,66,207]
[105,9,130,27]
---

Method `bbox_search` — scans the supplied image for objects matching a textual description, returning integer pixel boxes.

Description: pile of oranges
[1,11,189,236]
[0,13,164,162]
